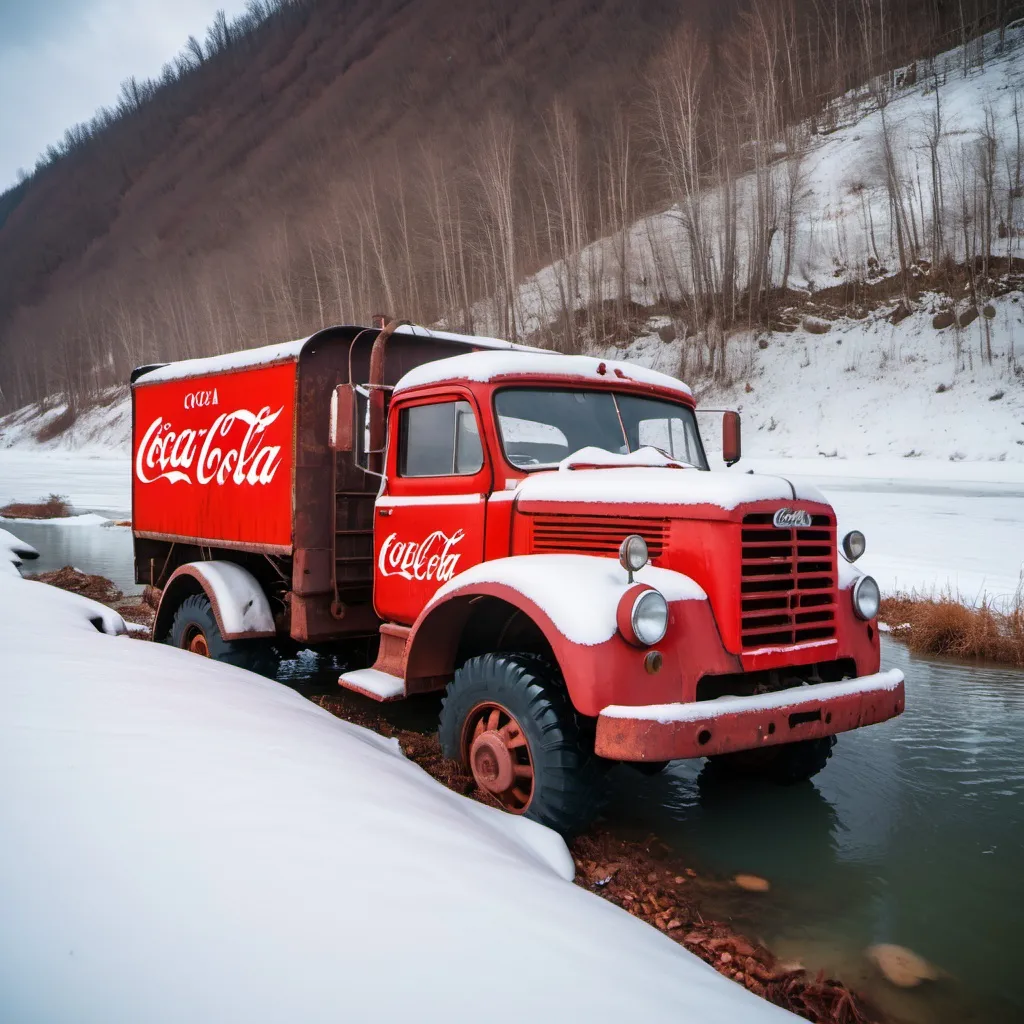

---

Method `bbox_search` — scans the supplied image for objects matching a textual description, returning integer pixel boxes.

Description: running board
[338,667,406,702]
[338,622,410,702]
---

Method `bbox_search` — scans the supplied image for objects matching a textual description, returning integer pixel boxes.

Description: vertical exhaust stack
[367,315,409,474]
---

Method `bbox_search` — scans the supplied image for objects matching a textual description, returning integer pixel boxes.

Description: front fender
[405,555,721,716]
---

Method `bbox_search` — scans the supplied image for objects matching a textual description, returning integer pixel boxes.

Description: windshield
[494,388,708,471]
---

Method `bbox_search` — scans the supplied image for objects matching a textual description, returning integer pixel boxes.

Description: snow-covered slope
[0,564,795,1024]
[606,291,1024,466]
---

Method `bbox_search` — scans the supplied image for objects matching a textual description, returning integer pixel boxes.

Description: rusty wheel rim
[462,702,534,814]
[184,626,210,658]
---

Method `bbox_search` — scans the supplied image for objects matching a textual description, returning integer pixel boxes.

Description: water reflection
[11,520,140,595]
[606,638,1024,1024]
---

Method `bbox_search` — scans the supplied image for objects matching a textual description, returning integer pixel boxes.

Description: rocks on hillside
[958,306,979,328]
[802,316,832,334]
[932,310,955,329]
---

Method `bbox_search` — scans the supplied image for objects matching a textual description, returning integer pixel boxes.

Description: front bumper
[594,670,905,761]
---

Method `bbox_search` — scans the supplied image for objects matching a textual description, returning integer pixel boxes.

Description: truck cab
[133,321,905,835]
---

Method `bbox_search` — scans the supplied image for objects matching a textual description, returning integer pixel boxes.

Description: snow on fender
[425,554,707,647]
[159,560,276,640]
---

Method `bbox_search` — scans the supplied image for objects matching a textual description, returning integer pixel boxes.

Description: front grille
[530,515,668,558]
[740,512,837,649]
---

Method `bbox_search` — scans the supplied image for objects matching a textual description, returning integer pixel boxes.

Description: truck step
[338,667,406,702]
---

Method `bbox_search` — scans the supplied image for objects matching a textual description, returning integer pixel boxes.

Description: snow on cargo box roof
[395,350,693,397]
[132,324,542,386]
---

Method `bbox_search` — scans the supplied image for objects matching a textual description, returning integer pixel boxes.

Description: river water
[10,519,1024,1023]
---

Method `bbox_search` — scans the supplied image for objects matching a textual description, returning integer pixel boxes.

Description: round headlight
[852,574,880,620]
[631,589,669,646]
[619,534,649,575]
[842,530,866,562]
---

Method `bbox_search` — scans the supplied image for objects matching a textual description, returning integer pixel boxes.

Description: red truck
[131,319,905,833]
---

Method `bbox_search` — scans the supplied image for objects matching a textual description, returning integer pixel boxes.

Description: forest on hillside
[0,0,1019,412]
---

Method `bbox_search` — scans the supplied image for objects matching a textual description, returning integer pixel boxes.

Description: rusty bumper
[594,670,906,762]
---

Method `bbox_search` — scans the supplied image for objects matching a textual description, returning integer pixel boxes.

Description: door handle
[378,507,393,517]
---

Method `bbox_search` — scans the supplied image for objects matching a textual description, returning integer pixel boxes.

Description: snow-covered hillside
[499,22,1024,333]
[605,290,1024,466]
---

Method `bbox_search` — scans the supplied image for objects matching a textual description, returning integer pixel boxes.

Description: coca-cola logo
[773,508,813,529]
[135,406,284,486]
[378,529,464,582]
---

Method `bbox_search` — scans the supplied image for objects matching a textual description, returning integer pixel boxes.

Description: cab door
[373,390,491,625]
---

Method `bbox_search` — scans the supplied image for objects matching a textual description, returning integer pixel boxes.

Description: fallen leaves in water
[866,944,940,988]
[734,873,771,892]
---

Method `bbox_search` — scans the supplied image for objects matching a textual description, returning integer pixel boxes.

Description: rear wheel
[167,593,280,679]
[709,736,836,784]
[439,653,605,835]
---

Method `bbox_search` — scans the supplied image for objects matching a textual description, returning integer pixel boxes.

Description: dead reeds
[881,584,1024,667]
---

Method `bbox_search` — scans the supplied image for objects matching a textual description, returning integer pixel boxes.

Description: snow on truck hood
[512,464,828,510]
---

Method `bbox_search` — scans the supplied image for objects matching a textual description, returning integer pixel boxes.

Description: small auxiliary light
[619,534,649,583]
[842,530,866,562]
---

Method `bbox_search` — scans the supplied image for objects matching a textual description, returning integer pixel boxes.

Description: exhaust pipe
[367,315,410,473]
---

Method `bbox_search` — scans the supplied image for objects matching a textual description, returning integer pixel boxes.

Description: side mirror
[722,410,741,466]
[330,383,355,452]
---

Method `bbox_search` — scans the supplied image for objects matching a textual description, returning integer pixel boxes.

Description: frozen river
[2,449,1022,604]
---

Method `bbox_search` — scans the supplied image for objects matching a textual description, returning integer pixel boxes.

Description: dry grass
[34,406,78,443]
[880,587,1024,668]
[0,493,72,519]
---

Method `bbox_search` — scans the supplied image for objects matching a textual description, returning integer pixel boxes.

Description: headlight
[631,589,669,646]
[842,530,866,562]
[852,574,880,620]
[619,534,649,580]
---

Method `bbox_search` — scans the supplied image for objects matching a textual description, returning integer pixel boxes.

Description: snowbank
[0,566,795,1024]
[0,527,38,576]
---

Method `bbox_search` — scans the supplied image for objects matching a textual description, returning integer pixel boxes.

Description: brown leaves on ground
[0,494,72,519]
[28,566,122,603]
[571,832,879,1024]
[881,591,1024,667]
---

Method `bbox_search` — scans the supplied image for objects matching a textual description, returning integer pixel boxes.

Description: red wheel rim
[184,626,210,658]
[461,702,534,813]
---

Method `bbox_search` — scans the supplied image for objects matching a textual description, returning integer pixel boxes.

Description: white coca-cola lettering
[135,406,284,486]
[378,529,465,583]
[183,388,219,410]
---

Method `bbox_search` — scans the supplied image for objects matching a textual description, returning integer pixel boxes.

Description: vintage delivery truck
[131,319,905,833]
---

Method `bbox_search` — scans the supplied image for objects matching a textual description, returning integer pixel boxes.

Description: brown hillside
[0,0,1009,409]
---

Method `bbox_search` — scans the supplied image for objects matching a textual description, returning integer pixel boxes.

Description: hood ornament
[773,508,812,529]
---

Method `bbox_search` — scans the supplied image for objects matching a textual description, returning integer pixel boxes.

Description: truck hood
[511,466,828,513]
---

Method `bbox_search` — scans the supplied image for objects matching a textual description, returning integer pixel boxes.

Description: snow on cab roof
[395,350,693,397]
[133,324,543,386]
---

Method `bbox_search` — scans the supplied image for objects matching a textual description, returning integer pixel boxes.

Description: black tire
[439,653,605,836]
[167,593,280,679]
[709,736,836,785]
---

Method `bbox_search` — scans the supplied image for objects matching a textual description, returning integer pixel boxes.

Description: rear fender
[154,561,276,643]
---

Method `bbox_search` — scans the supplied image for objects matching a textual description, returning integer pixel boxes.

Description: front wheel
[439,653,605,835]
[167,593,280,679]
[709,736,836,784]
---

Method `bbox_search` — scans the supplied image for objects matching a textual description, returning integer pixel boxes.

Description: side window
[399,400,484,478]
[637,416,701,466]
